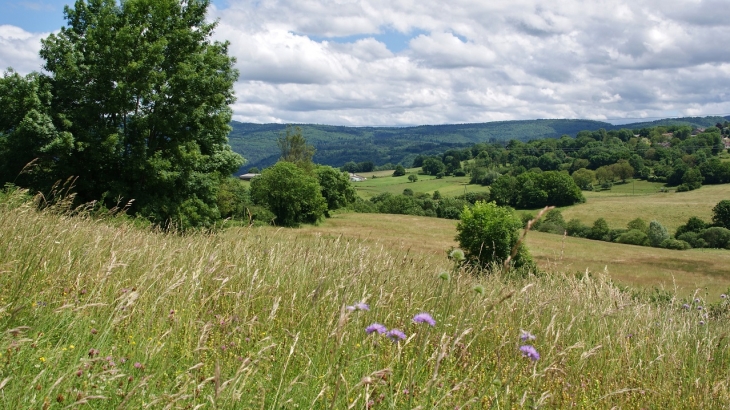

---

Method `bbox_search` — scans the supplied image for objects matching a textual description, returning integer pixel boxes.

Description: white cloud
[0,25,45,74]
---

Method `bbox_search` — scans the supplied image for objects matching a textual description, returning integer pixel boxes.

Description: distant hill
[227,116,730,172]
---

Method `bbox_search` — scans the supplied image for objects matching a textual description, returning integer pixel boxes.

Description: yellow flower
[39,357,46,362]
[69,345,74,350]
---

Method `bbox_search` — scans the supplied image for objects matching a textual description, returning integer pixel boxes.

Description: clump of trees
[0,0,244,229]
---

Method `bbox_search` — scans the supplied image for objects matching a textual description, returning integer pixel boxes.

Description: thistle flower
[697,306,703,310]
[412,312,436,326]
[438,272,451,281]
[694,298,701,303]
[473,285,485,295]
[721,294,727,299]
[449,249,465,262]
[682,304,690,310]
[386,329,406,342]
[520,330,536,341]
[365,323,387,335]
[519,345,540,361]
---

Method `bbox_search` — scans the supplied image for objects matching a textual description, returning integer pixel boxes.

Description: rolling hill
[228,116,730,172]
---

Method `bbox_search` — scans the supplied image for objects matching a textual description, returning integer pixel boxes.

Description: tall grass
[1,190,729,408]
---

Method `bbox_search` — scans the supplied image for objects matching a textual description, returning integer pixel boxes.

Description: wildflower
[133,362,143,369]
[694,298,701,303]
[699,320,706,325]
[347,302,370,312]
[412,312,436,326]
[682,304,690,310]
[386,329,406,342]
[366,323,387,335]
[88,348,99,357]
[76,370,82,377]
[722,294,727,299]
[39,357,46,363]
[90,328,98,335]
[520,330,536,341]
[69,345,74,350]
[519,345,540,361]
[698,306,703,310]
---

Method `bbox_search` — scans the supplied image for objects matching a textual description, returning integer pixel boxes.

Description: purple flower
[682,304,691,310]
[347,302,370,312]
[722,294,727,299]
[133,362,143,369]
[520,330,536,341]
[698,306,703,310]
[519,345,540,361]
[694,298,701,303]
[365,323,387,335]
[412,312,436,326]
[386,329,406,342]
[699,320,706,325]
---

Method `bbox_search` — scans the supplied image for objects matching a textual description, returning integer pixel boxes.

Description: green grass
[561,183,730,232]
[3,192,730,408]
[353,168,489,199]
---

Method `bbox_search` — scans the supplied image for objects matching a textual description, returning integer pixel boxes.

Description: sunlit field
[2,191,730,408]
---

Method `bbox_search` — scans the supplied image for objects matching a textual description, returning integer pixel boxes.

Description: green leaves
[0,0,246,228]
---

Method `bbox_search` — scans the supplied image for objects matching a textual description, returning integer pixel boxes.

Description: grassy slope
[353,168,490,199]
[302,213,730,297]
[561,183,730,232]
[2,195,730,408]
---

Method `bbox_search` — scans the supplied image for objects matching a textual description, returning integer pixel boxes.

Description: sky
[1,0,730,126]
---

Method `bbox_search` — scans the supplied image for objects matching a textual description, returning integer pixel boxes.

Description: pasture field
[561,183,730,232]
[352,168,490,199]
[303,212,730,298]
[2,192,730,408]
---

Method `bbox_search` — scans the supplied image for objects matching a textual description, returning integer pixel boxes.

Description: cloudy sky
[2,0,730,125]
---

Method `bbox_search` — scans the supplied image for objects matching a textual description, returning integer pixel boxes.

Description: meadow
[2,190,730,408]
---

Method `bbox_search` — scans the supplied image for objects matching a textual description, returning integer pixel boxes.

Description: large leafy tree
[3,0,244,227]
[249,162,327,227]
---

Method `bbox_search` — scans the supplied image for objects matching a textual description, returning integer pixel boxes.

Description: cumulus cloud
[0,25,46,74]
[3,1,729,125]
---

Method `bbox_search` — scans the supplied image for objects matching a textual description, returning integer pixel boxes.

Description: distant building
[349,173,367,182]
[239,173,260,181]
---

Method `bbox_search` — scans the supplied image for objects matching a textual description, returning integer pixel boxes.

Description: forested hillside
[228,116,730,172]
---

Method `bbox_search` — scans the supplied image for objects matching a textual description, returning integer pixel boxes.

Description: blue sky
[2,0,730,126]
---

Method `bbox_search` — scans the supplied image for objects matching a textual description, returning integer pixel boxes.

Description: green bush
[677,232,707,248]
[566,218,590,238]
[675,216,708,237]
[588,218,610,241]
[455,201,533,269]
[660,238,692,250]
[701,227,730,249]
[616,229,650,246]
[647,220,670,247]
[250,162,327,227]
[627,217,648,233]
[712,200,730,229]
[392,165,406,176]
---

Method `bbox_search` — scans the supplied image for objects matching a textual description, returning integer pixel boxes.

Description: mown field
[300,213,730,298]
[352,168,490,199]
[2,191,730,408]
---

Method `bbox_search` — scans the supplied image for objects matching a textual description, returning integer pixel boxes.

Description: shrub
[543,209,566,229]
[408,174,418,183]
[437,197,471,220]
[647,220,670,247]
[250,162,327,227]
[701,227,730,248]
[392,165,406,176]
[677,232,707,248]
[403,188,414,196]
[712,200,730,229]
[608,228,628,242]
[675,216,708,237]
[436,172,445,179]
[616,229,650,246]
[375,195,425,216]
[566,218,590,238]
[538,222,566,235]
[453,169,466,177]
[350,198,378,213]
[627,217,648,233]
[588,218,610,241]
[455,201,533,269]
[660,238,692,250]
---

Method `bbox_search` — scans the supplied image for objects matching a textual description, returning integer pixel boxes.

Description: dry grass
[303,212,730,297]
[561,184,730,232]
